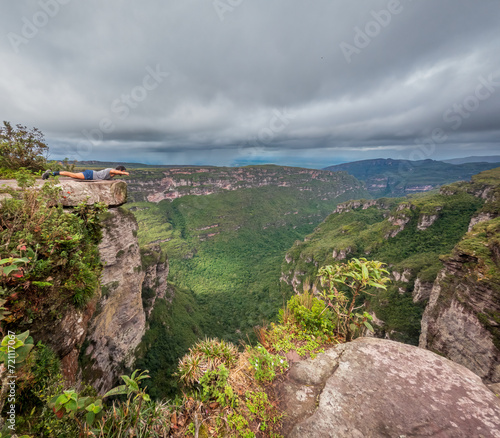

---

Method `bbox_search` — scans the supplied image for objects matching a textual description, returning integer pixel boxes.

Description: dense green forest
[126,170,368,396]
[281,173,500,344]
[128,165,500,397]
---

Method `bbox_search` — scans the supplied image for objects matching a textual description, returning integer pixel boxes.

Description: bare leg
[59,171,86,180]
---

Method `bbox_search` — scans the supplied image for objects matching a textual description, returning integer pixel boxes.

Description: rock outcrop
[469,212,498,231]
[10,179,131,385]
[6,180,166,393]
[0,178,127,207]
[278,337,500,437]
[420,217,500,383]
[412,277,433,303]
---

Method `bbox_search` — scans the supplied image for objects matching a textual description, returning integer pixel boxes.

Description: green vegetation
[4,257,373,437]
[318,258,390,341]
[0,175,106,329]
[282,186,486,344]
[134,285,207,399]
[0,134,108,436]
[0,122,48,173]
[128,172,368,397]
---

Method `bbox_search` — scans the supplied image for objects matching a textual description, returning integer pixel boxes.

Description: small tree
[0,121,48,171]
[318,258,390,342]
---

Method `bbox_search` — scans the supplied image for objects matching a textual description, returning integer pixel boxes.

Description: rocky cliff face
[141,244,169,319]
[13,180,168,393]
[280,197,418,295]
[126,165,367,203]
[79,208,147,393]
[420,217,500,383]
[281,172,493,345]
[418,169,500,382]
[11,179,137,386]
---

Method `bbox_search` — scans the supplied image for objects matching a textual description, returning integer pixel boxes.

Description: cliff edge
[1,179,165,393]
[0,178,127,207]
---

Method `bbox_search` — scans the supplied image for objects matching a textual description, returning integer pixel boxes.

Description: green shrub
[0,122,48,171]
[0,178,106,326]
[285,291,335,336]
[247,345,288,382]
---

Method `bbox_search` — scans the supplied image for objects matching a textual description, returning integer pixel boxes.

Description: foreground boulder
[277,338,500,437]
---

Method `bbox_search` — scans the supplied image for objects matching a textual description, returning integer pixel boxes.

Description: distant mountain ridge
[323,158,500,197]
[443,155,500,165]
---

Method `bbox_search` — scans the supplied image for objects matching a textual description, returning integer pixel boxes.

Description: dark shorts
[83,170,94,180]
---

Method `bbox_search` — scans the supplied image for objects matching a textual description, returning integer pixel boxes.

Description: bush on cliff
[0,122,48,172]
[0,175,106,326]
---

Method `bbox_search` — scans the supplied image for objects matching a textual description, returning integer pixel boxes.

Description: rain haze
[1,0,499,167]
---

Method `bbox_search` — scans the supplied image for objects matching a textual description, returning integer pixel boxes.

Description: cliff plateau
[125,165,367,203]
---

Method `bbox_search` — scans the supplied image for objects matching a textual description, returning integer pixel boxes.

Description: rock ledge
[0,178,127,207]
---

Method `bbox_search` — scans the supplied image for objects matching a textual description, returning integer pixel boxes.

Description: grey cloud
[1,0,499,166]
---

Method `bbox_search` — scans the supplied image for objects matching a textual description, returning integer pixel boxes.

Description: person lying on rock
[42,166,129,181]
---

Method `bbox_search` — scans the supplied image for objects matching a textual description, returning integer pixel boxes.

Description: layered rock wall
[420,218,500,383]
[80,208,147,393]
[126,166,365,203]
[4,179,166,393]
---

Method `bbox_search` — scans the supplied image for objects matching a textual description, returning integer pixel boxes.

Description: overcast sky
[1,0,499,167]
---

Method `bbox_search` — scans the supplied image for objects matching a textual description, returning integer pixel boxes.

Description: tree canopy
[0,121,48,171]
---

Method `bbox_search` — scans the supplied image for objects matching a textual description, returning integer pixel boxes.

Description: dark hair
[115,165,126,171]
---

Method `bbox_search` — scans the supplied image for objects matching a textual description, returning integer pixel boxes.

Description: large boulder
[277,338,500,437]
[0,178,127,207]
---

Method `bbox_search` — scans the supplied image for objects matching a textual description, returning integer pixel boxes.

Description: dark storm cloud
[1,0,499,166]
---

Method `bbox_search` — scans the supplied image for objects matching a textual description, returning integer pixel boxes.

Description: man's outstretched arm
[110,169,130,176]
